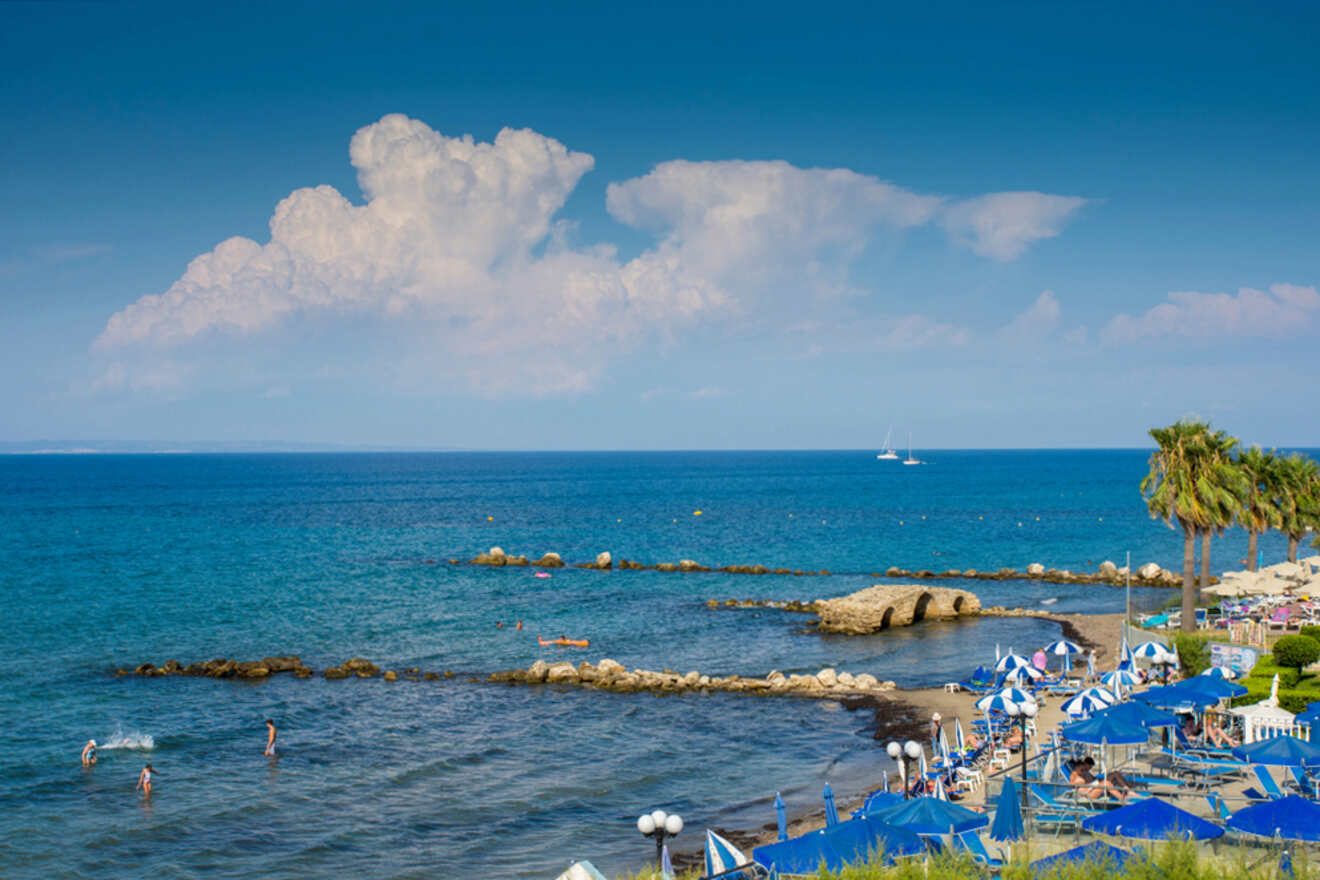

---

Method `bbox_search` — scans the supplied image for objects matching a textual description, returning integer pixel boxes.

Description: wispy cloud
[941,192,1087,261]
[1101,282,1319,343]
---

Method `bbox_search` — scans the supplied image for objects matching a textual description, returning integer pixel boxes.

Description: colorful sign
[1210,642,1259,674]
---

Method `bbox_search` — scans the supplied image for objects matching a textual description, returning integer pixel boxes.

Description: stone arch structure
[814,584,981,634]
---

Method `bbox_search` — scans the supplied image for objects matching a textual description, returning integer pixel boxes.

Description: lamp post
[886,739,924,798]
[1003,700,1039,823]
[637,809,683,868]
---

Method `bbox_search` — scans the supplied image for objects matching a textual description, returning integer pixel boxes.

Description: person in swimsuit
[264,719,277,756]
[515,620,522,630]
[81,739,97,766]
[136,764,157,797]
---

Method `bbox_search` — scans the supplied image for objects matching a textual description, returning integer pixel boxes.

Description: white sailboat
[876,427,898,460]
[902,433,921,466]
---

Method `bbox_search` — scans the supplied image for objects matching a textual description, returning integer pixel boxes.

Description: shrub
[1301,624,1320,643]
[1171,633,1211,677]
[1272,634,1320,669]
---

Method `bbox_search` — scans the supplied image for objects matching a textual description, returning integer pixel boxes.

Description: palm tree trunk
[1290,535,1300,563]
[1247,530,1259,571]
[1182,523,1197,633]
[1200,530,1211,588]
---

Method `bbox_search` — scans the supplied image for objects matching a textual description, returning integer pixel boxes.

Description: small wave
[1039,597,1059,605]
[100,730,155,750]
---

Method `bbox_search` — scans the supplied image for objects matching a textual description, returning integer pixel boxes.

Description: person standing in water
[81,739,97,766]
[136,764,157,797]
[264,719,277,756]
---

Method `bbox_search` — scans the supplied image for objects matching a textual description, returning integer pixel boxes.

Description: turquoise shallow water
[0,451,1297,878]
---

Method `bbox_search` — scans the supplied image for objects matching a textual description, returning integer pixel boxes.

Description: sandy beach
[674,611,1127,871]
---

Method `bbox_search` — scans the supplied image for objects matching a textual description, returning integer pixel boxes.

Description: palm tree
[1236,446,1283,571]
[1142,420,1236,632]
[1278,454,1320,563]
[1196,428,1246,589]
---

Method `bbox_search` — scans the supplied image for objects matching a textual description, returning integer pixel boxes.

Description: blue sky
[2,1,1317,450]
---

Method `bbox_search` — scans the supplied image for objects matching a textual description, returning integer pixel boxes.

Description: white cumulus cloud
[95,114,1089,396]
[941,192,1087,261]
[1102,282,1319,343]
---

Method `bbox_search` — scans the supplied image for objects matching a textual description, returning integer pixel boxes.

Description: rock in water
[595,551,612,569]
[1026,563,1046,576]
[815,584,981,634]
[1138,562,1162,580]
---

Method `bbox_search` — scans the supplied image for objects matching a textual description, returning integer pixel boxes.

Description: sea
[0,450,1300,878]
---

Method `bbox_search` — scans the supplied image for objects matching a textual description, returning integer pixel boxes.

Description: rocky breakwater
[126,655,313,679]
[489,658,897,699]
[122,656,458,682]
[881,560,1199,588]
[814,584,981,634]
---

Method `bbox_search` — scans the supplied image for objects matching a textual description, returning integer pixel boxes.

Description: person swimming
[81,739,97,767]
[515,620,522,630]
[136,763,157,797]
[264,719,277,756]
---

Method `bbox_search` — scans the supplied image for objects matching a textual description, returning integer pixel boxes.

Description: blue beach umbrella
[823,815,925,863]
[752,832,842,875]
[1233,736,1320,767]
[977,686,1034,709]
[1132,684,1218,711]
[874,795,988,835]
[1176,675,1247,700]
[704,829,749,877]
[1082,797,1224,840]
[774,792,787,842]
[1101,669,1139,689]
[823,782,839,827]
[1030,841,1134,871]
[1228,795,1320,841]
[858,790,904,817]
[1201,666,1237,681]
[989,777,1023,842]
[1059,714,1150,745]
[1095,701,1179,729]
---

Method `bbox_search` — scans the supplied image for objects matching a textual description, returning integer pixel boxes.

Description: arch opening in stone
[880,607,894,630]
[912,592,933,622]
[952,596,965,613]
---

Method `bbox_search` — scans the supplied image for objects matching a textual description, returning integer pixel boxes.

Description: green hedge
[1171,633,1211,677]
[1300,624,1320,642]
[1273,634,1320,669]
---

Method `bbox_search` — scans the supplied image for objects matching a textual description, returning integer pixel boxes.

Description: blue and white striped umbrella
[1003,663,1044,683]
[977,689,1037,714]
[1061,690,1112,717]
[1201,666,1237,681]
[1101,669,1139,689]
[1077,685,1117,705]
[995,652,1032,673]
[1044,639,1083,656]
[704,829,748,876]
[1132,641,1173,662]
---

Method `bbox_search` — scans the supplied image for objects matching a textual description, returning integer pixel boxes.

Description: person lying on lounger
[1205,719,1239,748]
[1069,757,1129,803]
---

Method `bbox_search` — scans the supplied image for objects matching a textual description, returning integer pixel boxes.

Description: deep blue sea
[0,450,1298,878]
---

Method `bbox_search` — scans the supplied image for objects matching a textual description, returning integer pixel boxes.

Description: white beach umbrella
[1061,690,1112,717]
[1131,641,1173,662]
[1076,685,1117,705]
[1201,666,1237,681]
[1003,664,1044,683]
[1100,669,1138,689]
[1043,639,1083,656]
[977,688,1037,714]
[995,653,1033,673]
